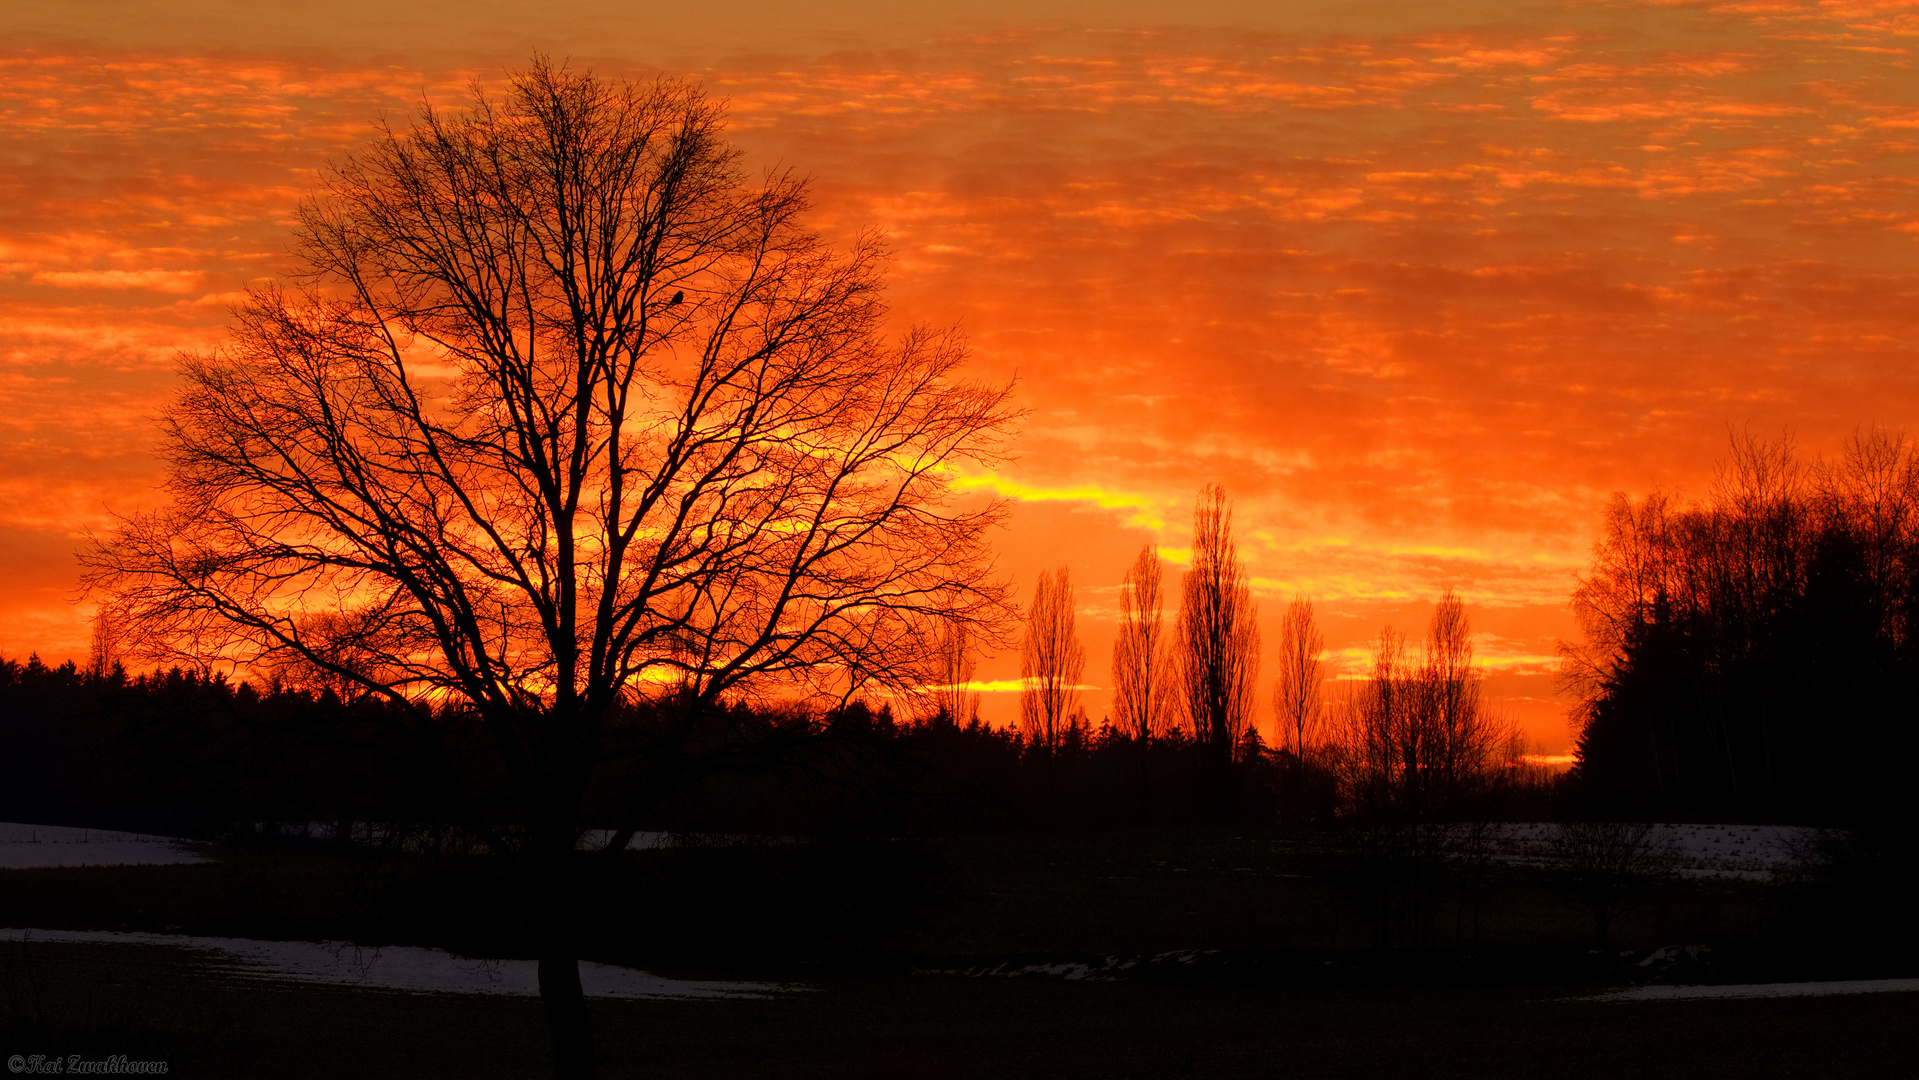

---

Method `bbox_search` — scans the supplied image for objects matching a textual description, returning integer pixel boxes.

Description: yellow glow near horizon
[949,473,1165,531]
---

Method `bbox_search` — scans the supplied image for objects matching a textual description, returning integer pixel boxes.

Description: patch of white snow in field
[575,830,796,851]
[1487,823,1822,880]
[0,823,206,869]
[0,928,777,999]
[578,829,674,851]
[1598,978,1919,1002]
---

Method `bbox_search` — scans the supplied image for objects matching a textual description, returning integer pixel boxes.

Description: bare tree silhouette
[1547,821,1678,947]
[86,605,124,680]
[79,60,1014,1080]
[1334,592,1503,823]
[1419,590,1499,808]
[1111,544,1172,741]
[1020,566,1085,755]
[1564,429,1919,820]
[1329,596,1508,946]
[1820,428,1919,640]
[929,618,981,726]
[1272,594,1323,758]
[1173,485,1260,769]
[1337,626,1409,818]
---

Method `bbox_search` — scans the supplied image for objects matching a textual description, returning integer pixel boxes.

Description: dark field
[6,942,1917,1079]
[2,830,1913,1078]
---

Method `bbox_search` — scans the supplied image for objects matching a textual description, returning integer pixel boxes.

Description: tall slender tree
[1174,485,1260,766]
[1419,589,1492,802]
[1111,544,1170,741]
[1272,594,1323,757]
[1020,566,1085,754]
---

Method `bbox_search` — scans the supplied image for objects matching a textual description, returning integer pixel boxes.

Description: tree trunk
[534,846,597,1080]
[540,949,596,1079]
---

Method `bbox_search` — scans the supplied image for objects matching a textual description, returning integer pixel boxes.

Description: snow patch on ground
[1597,978,1919,1002]
[1487,823,1821,880]
[0,823,207,869]
[0,928,780,999]
[243,822,772,854]
[915,950,1219,981]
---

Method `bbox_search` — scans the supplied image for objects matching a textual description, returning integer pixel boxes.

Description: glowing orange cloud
[5,0,1919,753]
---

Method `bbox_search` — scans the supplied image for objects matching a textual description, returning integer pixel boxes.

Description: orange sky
[6,0,1919,751]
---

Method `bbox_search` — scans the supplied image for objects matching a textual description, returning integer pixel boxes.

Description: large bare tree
[1110,544,1171,741]
[80,61,1014,1079]
[1173,485,1260,766]
[1019,566,1085,754]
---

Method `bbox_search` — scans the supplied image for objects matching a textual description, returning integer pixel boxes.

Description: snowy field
[245,822,736,853]
[1485,823,1822,880]
[0,822,207,869]
[1596,978,1919,1002]
[0,928,779,999]
[1,820,1828,878]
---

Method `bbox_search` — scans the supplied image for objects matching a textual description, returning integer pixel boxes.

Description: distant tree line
[8,483,1571,839]
[1566,431,1919,826]
[2,647,1558,842]
[31,430,1919,846]
[1022,483,1261,774]
[0,657,412,836]
[979,484,1551,831]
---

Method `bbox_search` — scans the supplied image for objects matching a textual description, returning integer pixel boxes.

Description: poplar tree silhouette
[1111,544,1172,741]
[1020,566,1085,755]
[1272,594,1323,759]
[1173,485,1260,775]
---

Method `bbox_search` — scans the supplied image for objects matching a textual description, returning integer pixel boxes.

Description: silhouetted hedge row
[3,657,1568,839]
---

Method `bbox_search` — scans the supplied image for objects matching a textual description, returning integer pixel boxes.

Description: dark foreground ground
[3,829,1915,1078]
[4,940,1915,1079]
